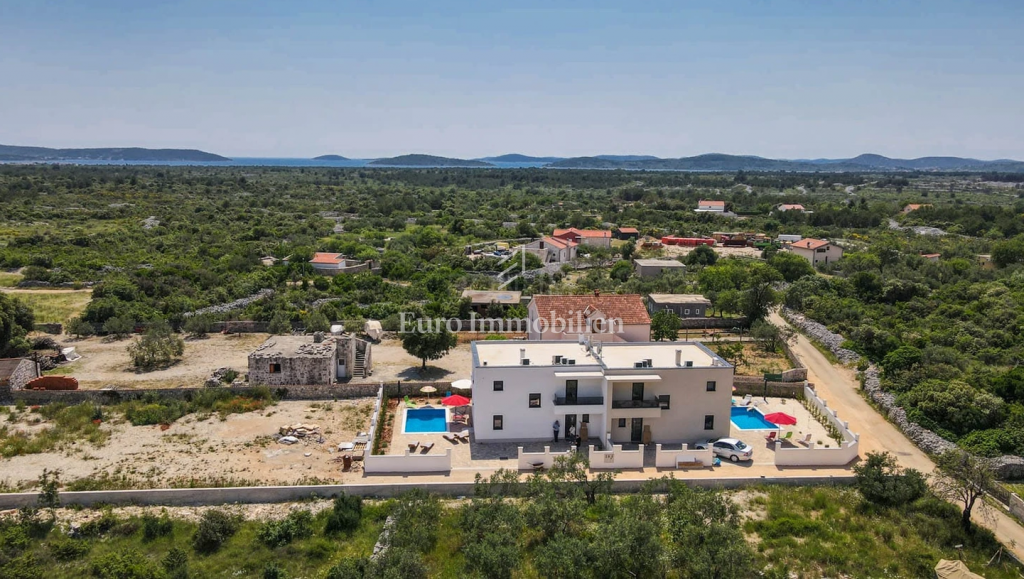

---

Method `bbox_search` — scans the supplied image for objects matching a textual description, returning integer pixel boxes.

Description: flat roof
[633,259,685,267]
[250,335,336,359]
[472,340,728,370]
[460,289,522,305]
[648,293,711,305]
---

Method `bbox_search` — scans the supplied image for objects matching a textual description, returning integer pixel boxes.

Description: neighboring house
[920,253,941,262]
[461,289,523,315]
[902,203,933,214]
[552,228,613,248]
[470,340,733,444]
[786,238,844,266]
[248,334,372,384]
[613,227,639,240]
[776,204,807,212]
[777,234,803,243]
[633,259,686,278]
[0,358,41,394]
[695,200,726,213]
[977,254,995,270]
[528,292,651,342]
[524,236,577,263]
[309,252,372,276]
[647,294,712,318]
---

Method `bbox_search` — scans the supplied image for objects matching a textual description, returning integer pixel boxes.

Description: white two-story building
[470,340,733,445]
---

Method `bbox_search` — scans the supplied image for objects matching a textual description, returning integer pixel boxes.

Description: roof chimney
[520,348,526,361]
[675,349,682,366]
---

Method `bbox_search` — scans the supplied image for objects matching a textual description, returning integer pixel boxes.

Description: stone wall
[732,376,812,398]
[678,317,749,330]
[34,323,63,335]
[2,359,40,392]
[782,307,1024,480]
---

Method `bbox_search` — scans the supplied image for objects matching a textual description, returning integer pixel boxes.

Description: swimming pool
[404,408,448,433]
[730,407,778,430]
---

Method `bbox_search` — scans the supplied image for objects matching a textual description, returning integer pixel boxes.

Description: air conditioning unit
[634,362,644,368]
[568,359,576,365]
[685,361,693,367]
[521,359,530,366]
[553,355,563,364]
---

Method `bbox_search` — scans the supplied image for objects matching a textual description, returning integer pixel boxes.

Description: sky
[1,1,1022,159]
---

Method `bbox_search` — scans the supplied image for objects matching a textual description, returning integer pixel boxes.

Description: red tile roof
[778,204,805,211]
[699,200,726,207]
[531,294,651,325]
[791,238,831,250]
[553,227,612,239]
[540,236,576,249]
[310,252,345,264]
[617,227,639,234]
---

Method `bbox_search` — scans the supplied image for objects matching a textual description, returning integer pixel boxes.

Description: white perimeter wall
[655,444,715,468]
[774,385,859,467]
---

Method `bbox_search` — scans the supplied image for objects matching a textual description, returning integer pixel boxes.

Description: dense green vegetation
[0,458,1018,579]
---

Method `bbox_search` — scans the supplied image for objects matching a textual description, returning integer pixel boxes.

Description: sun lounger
[740,394,753,407]
[781,431,794,441]
[797,433,813,446]
[455,432,470,443]
[353,432,369,445]
[764,431,777,443]
[408,441,419,452]
[404,396,416,408]
[530,461,546,471]
[442,433,458,444]
[420,442,435,453]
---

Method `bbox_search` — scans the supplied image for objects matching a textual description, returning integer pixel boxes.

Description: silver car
[699,438,753,462]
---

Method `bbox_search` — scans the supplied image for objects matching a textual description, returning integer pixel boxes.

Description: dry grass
[735,343,792,376]
[1,288,92,323]
[0,271,23,287]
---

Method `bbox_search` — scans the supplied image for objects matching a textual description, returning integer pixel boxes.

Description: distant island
[479,154,565,163]
[0,144,229,162]
[368,154,494,167]
[548,153,1024,172]
[312,154,350,161]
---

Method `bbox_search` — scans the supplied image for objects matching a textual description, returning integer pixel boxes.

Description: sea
[0,158,552,169]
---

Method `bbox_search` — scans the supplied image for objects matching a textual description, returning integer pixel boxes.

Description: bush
[103,315,135,339]
[192,509,240,554]
[142,511,174,541]
[324,493,362,534]
[66,317,95,339]
[256,510,313,548]
[325,558,369,579]
[161,547,189,579]
[127,320,185,370]
[853,451,928,507]
[268,312,292,335]
[183,314,213,338]
[262,562,286,579]
[90,549,161,579]
[48,536,91,561]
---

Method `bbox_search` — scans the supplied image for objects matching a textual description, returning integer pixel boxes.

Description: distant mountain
[550,153,1024,172]
[0,144,228,162]
[594,155,660,162]
[478,154,565,163]
[312,154,350,161]
[368,154,494,167]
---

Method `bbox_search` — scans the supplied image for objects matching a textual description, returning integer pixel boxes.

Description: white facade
[787,239,844,266]
[524,237,577,263]
[470,340,733,445]
[695,200,726,213]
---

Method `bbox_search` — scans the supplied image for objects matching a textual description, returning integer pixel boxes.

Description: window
[269,363,281,374]
[704,415,715,430]
[706,381,716,392]
[582,414,590,423]
[529,393,541,408]
[493,380,504,391]
[695,308,702,316]
[658,395,670,410]
[493,415,504,430]
[684,309,690,315]
[617,418,627,428]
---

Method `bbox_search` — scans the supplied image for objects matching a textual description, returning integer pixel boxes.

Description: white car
[697,438,753,462]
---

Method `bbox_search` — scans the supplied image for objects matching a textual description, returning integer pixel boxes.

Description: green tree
[304,310,331,333]
[127,320,185,370]
[933,450,994,532]
[900,380,1004,437]
[741,263,782,321]
[769,251,816,282]
[620,240,635,261]
[162,547,189,579]
[685,244,718,267]
[268,311,292,335]
[881,346,922,377]
[665,481,756,579]
[533,535,593,579]
[400,320,457,370]
[66,316,95,339]
[650,310,681,342]
[852,451,927,507]
[609,260,632,282]
[183,314,213,339]
[0,292,34,356]
[103,315,135,339]
[749,319,793,352]
[991,236,1024,268]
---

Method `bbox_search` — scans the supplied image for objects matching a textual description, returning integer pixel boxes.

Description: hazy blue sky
[2,1,1022,159]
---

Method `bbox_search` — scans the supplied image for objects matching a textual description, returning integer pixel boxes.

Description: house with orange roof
[776,203,807,212]
[308,252,372,276]
[552,227,612,248]
[614,227,640,240]
[785,238,844,266]
[902,203,933,214]
[527,291,651,342]
[695,199,726,213]
[525,236,578,263]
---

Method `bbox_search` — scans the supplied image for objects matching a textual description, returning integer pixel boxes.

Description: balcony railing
[612,398,662,409]
[553,396,604,406]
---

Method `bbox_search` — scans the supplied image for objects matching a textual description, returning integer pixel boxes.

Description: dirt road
[769,310,1024,560]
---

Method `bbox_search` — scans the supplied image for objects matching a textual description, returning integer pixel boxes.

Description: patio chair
[408,441,419,453]
[420,442,435,453]
[780,431,794,442]
[455,432,470,443]
[797,433,813,446]
[404,396,416,408]
[740,394,753,407]
[442,433,458,444]
[764,431,777,443]
[353,432,369,445]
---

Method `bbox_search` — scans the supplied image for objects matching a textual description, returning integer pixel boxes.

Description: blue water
[405,408,448,433]
[730,407,778,430]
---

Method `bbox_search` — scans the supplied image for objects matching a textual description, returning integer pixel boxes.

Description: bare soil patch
[368,339,473,383]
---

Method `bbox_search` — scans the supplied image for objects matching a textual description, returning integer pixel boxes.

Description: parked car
[696,438,753,462]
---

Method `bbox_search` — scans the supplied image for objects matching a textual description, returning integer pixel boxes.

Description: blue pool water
[405,408,448,433]
[730,407,778,430]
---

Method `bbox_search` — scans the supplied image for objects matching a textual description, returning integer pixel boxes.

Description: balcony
[553,396,604,406]
[612,399,662,409]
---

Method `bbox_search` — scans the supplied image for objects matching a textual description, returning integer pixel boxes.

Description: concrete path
[769,310,1024,560]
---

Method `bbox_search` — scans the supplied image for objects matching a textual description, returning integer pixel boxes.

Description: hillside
[368,154,494,167]
[0,144,229,162]
[550,153,1024,172]
[479,154,565,163]
[312,154,350,161]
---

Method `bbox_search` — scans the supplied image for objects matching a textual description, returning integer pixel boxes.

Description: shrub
[324,493,362,534]
[103,315,135,339]
[192,509,240,554]
[48,535,90,561]
[325,557,369,579]
[183,314,213,338]
[79,509,121,537]
[66,317,95,339]
[142,511,174,541]
[127,320,184,370]
[256,510,313,548]
[262,562,286,579]
[268,312,292,335]
[161,547,189,579]
[89,549,161,579]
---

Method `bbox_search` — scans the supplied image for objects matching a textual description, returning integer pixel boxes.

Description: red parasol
[763,412,797,426]
[441,394,471,407]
